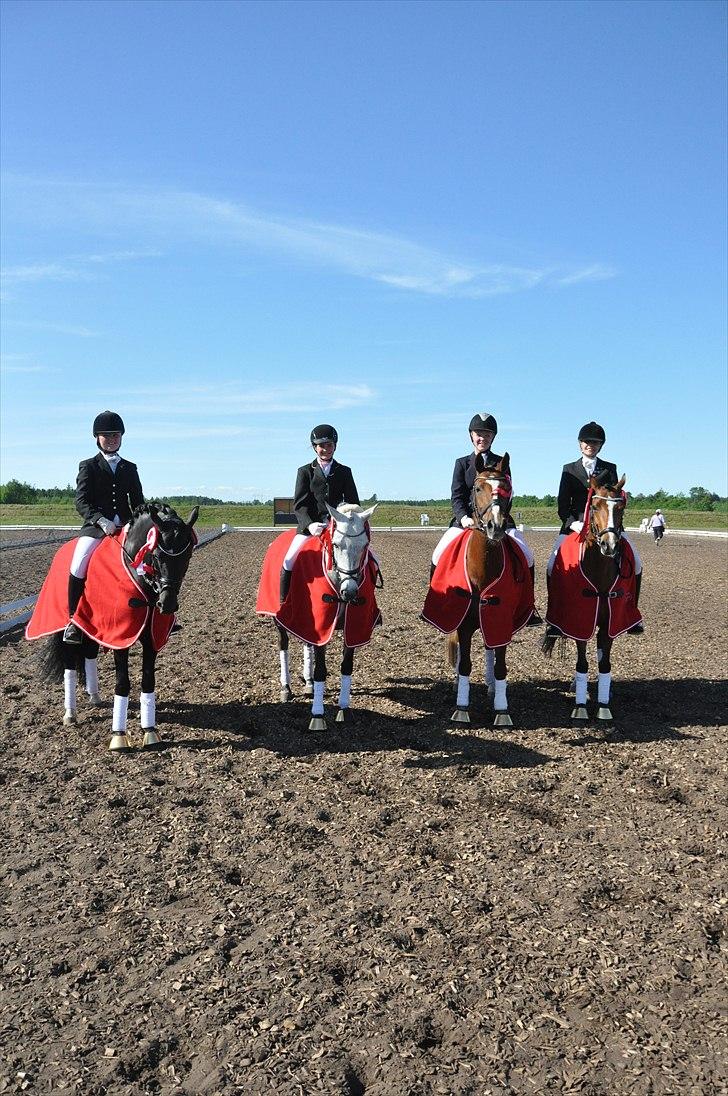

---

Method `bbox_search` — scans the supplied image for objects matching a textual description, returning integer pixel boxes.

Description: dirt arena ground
[1,529,726,1095]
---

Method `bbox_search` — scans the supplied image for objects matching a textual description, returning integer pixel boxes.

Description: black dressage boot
[62,575,86,645]
[428,561,436,584]
[627,573,644,634]
[280,567,292,605]
[526,565,543,625]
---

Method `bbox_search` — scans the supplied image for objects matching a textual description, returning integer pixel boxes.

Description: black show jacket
[293,459,359,534]
[449,450,503,527]
[75,453,145,538]
[557,458,618,534]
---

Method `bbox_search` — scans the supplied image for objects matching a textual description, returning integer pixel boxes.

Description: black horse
[37,502,198,750]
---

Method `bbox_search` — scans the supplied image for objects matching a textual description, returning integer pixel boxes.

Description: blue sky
[1,0,726,503]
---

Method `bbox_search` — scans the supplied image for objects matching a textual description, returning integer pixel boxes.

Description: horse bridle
[471,474,513,531]
[122,524,196,601]
[587,491,625,545]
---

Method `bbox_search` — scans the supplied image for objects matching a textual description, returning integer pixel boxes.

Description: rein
[120,519,197,601]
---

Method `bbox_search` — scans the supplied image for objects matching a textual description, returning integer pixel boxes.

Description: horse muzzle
[599,533,620,557]
[157,585,179,614]
[338,576,360,603]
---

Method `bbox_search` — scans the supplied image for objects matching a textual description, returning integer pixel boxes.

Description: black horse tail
[35,633,95,684]
[541,633,567,659]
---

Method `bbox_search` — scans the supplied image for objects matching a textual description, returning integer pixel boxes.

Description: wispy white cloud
[0,248,160,285]
[3,319,100,338]
[2,175,616,297]
[0,353,54,374]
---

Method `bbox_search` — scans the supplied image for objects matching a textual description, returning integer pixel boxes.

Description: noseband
[124,522,197,601]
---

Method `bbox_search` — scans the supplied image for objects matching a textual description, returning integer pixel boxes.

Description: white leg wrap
[484,648,495,687]
[303,644,313,683]
[64,669,77,713]
[84,658,99,698]
[338,674,352,710]
[493,678,508,711]
[575,672,589,706]
[312,680,325,717]
[598,672,611,705]
[279,650,290,687]
[140,691,156,729]
[456,674,470,708]
[112,695,129,733]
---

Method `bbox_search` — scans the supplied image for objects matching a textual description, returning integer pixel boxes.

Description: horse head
[586,473,627,557]
[471,453,513,542]
[324,502,376,603]
[125,502,199,614]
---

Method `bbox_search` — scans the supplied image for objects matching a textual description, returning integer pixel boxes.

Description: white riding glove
[570,520,584,533]
[97,517,117,536]
[460,515,475,528]
[308,522,326,536]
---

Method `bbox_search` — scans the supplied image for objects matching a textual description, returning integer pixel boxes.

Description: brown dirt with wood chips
[1,529,726,1095]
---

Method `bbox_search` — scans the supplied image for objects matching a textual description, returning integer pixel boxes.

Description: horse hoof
[494,711,513,727]
[307,716,327,732]
[570,706,589,721]
[304,684,314,698]
[451,707,470,724]
[142,729,162,747]
[109,734,131,751]
[280,686,293,702]
[63,711,77,726]
[596,706,613,721]
[87,693,103,706]
[336,708,347,723]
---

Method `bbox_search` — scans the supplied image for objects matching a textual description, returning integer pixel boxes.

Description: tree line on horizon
[1,479,726,512]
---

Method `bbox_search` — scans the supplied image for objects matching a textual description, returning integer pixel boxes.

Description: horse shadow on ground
[159,694,553,771]
[372,675,726,745]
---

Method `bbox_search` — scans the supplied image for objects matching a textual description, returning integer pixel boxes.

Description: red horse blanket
[256,530,381,648]
[422,530,534,649]
[25,535,175,651]
[546,532,642,641]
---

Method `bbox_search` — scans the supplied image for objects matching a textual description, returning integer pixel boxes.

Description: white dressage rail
[0,528,226,636]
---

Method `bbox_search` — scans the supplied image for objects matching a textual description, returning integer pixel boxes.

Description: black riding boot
[544,571,560,638]
[63,575,86,645]
[526,565,543,625]
[429,561,436,584]
[627,572,644,634]
[280,567,292,605]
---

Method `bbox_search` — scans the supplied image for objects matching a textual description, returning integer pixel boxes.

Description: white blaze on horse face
[325,502,371,602]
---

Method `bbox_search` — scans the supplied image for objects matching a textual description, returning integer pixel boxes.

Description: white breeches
[547,533,642,577]
[70,536,102,579]
[432,526,534,568]
[283,533,309,570]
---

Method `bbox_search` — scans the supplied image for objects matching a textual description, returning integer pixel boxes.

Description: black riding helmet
[93,410,125,437]
[310,424,338,446]
[578,421,606,444]
[469,412,497,435]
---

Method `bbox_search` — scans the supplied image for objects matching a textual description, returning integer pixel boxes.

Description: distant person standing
[63,411,145,644]
[648,509,666,543]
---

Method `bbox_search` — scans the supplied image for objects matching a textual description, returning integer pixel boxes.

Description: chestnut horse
[424,454,534,727]
[543,474,641,721]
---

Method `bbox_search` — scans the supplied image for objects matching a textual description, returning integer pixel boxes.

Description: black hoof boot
[627,622,644,635]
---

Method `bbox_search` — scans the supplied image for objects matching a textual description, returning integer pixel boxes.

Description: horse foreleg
[336,645,355,722]
[484,647,495,696]
[572,641,590,721]
[492,646,513,727]
[275,623,292,702]
[596,629,613,721]
[140,631,160,747]
[452,622,474,724]
[302,643,314,697]
[307,646,328,731]
[110,648,131,750]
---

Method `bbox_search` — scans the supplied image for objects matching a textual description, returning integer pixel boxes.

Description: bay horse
[543,473,641,721]
[271,502,381,732]
[32,503,198,750]
[423,454,534,727]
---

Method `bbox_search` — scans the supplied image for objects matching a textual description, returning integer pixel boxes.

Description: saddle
[26,535,176,651]
[545,532,642,641]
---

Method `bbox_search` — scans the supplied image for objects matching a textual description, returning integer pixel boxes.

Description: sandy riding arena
[1,530,726,1095]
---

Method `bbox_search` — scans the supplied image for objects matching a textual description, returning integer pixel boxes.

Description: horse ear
[474,453,486,474]
[187,506,199,528]
[359,504,377,522]
[148,503,160,527]
[499,452,511,473]
[617,475,626,491]
[326,502,344,523]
